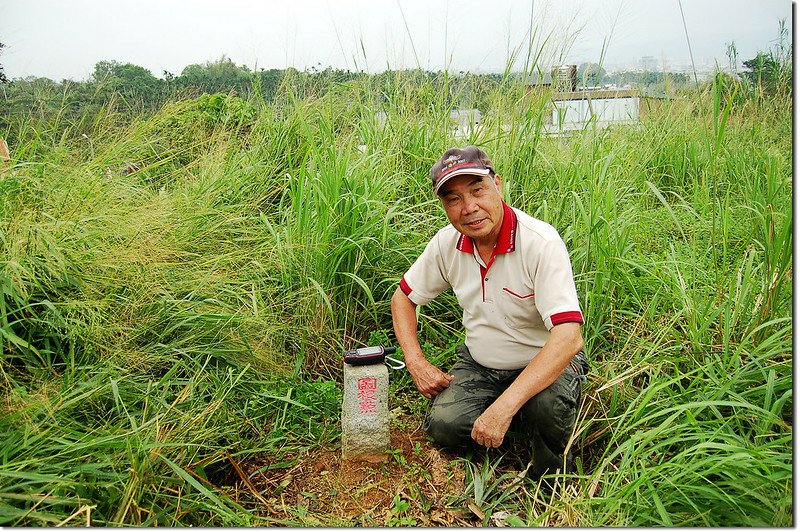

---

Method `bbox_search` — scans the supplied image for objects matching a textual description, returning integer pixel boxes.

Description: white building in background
[526,65,642,135]
[549,89,640,133]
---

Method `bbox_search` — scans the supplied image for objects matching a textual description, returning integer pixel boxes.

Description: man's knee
[517,357,584,446]
[424,405,474,448]
[422,345,504,448]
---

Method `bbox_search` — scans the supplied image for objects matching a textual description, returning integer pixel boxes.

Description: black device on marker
[343,346,404,368]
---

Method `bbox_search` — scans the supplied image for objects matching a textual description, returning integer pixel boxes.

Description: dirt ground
[220,413,485,526]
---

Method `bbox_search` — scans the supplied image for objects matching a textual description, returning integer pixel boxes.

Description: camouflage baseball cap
[430,146,495,195]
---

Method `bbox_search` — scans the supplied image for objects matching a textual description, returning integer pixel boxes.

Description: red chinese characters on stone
[357,377,378,414]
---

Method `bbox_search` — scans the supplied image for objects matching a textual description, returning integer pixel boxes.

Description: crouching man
[391,146,588,479]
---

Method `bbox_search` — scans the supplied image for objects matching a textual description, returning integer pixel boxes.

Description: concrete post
[341,362,389,462]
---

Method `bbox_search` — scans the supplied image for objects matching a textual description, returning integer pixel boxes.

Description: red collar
[456,202,517,256]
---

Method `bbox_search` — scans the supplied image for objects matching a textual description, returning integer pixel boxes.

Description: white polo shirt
[400,203,584,370]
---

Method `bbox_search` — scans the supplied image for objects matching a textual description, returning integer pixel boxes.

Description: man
[391,146,588,479]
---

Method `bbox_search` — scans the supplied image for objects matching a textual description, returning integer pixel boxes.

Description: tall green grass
[0,64,792,525]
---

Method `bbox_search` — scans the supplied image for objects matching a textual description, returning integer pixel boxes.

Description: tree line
[0,56,698,110]
[0,44,790,141]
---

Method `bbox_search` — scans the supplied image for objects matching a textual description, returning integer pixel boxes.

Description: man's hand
[471,401,514,448]
[392,287,454,399]
[406,357,454,399]
[471,323,584,448]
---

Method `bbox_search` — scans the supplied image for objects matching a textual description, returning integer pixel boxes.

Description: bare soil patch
[221,413,480,526]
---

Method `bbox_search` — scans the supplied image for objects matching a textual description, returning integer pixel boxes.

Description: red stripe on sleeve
[399,277,412,296]
[551,311,584,325]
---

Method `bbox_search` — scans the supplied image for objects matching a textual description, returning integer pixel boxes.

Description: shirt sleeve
[533,237,584,329]
[399,233,451,306]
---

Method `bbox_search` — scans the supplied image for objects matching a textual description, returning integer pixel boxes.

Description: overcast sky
[0,0,792,81]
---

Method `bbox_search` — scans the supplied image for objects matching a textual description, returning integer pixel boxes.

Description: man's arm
[470,322,584,448]
[391,287,454,399]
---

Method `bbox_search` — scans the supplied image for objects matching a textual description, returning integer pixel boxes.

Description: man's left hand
[471,402,514,448]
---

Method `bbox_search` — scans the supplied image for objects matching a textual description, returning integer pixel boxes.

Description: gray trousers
[423,344,588,478]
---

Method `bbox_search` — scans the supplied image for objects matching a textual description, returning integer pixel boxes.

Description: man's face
[438,173,504,245]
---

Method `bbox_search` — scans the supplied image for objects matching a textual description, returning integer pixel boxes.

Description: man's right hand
[406,357,454,399]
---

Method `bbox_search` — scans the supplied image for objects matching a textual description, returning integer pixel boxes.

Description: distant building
[549,89,640,134]
[525,65,642,135]
[640,56,658,71]
[551,65,578,92]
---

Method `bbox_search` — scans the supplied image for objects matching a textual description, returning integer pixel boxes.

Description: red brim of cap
[434,167,491,194]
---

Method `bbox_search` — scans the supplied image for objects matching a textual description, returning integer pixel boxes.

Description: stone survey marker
[341,362,390,462]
